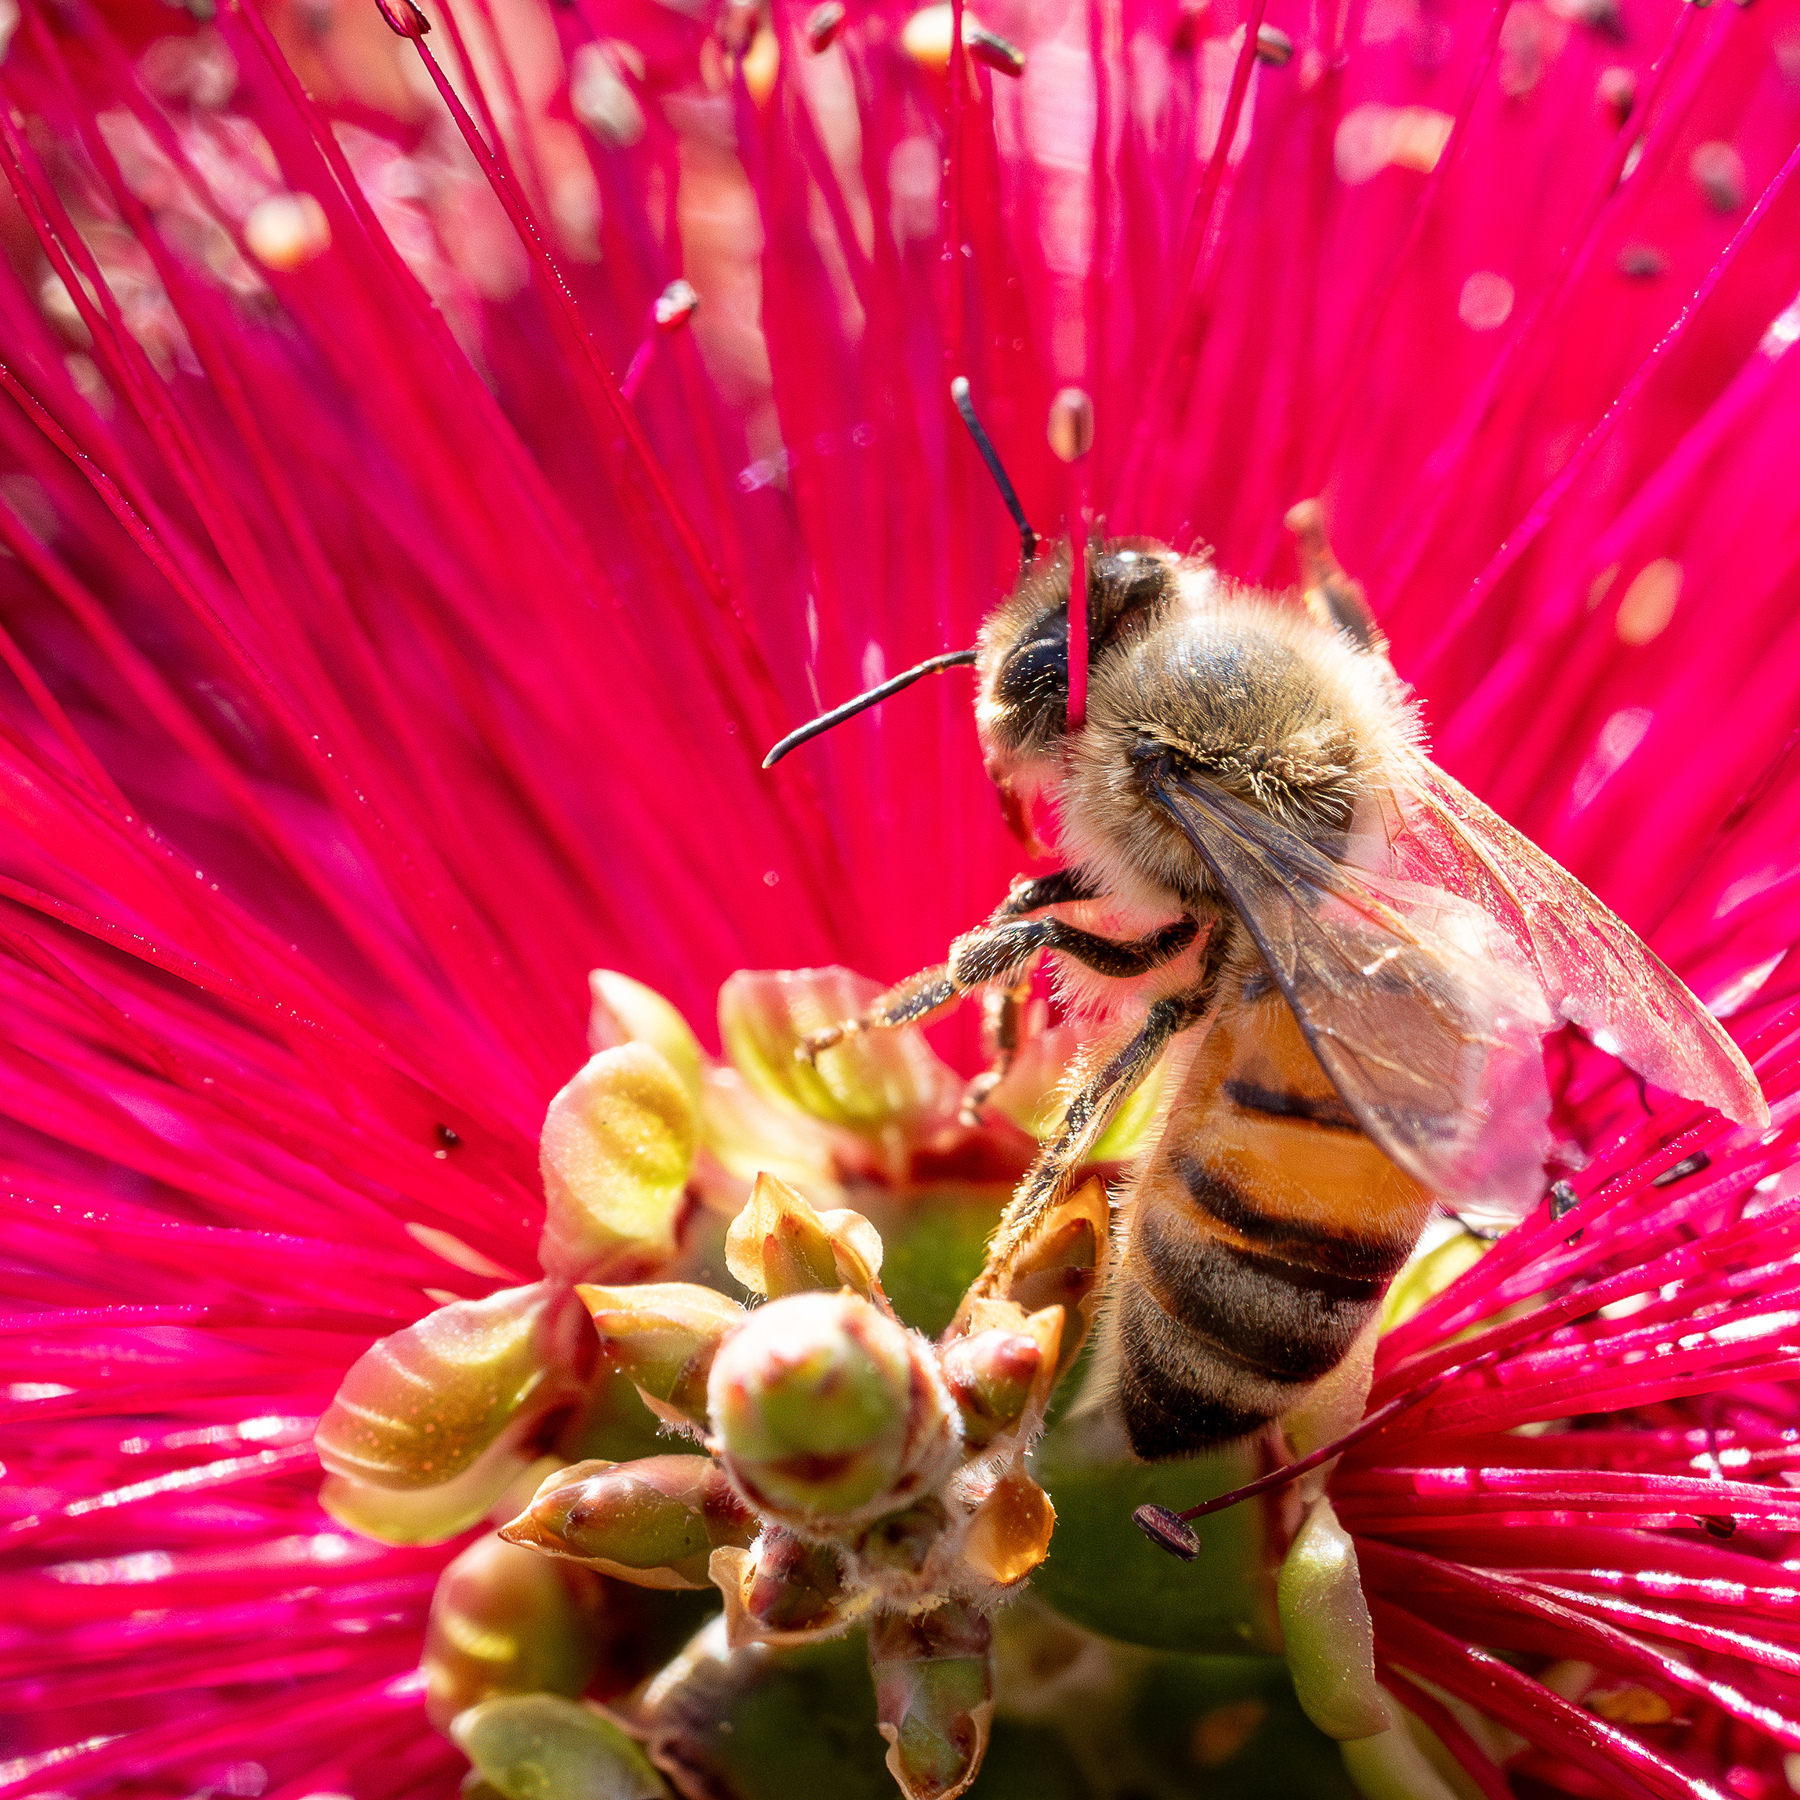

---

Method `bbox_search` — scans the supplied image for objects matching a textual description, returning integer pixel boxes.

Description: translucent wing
[1384,755,1768,1130]
[1147,766,1558,1211]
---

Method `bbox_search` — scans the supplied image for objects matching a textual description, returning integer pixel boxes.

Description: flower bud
[499,1455,754,1589]
[576,1280,745,1431]
[712,1530,870,1646]
[725,1171,883,1301]
[586,970,705,1114]
[939,1305,1061,1449]
[708,1291,958,1529]
[718,967,955,1136]
[870,1602,994,1800]
[450,1694,662,1800]
[1277,1494,1390,1740]
[422,1536,601,1731]
[315,1282,583,1492]
[539,1043,696,1282]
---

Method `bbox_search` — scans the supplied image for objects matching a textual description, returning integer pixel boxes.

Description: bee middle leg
[976,924,1234,1291]
[799,913,1199,1067]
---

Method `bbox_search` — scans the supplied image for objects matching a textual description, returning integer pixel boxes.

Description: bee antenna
[950,376,1038,573]
[762,648,979,769]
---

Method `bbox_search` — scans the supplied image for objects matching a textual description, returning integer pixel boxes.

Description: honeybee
[767,510,1767,1461]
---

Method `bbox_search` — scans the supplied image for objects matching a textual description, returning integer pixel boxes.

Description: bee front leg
[800,912,1197,1067]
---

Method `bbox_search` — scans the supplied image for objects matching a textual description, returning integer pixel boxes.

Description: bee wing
[1148,765,1558,1210]
[1384,756,1768,1131]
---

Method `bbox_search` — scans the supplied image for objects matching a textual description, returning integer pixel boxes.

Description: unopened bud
[500,1455,754,1589]
[870,1602,994,1800]
[576,1281,745,1431]
[708,1291,957,1528]
[422,1537,601,1730]
[1277,1495,1390,1740]
[713,1530,868,1646]
[940,1324,1044,1448]
[315,1282,583,1491]
[539,1043,695,1282]
[856,1497,950,1578]
[1046,388,1094,463]
[725,1171,884,1301]
[450,1694,662,1800]
[805,0,845,50]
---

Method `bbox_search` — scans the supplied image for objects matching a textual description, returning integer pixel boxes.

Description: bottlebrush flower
[3,0,1799,1798]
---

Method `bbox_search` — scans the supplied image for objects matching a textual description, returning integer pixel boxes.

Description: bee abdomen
[1115,1155,1417,1461]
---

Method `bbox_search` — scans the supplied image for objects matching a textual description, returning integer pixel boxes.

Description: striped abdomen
[1116,974,1434,1460]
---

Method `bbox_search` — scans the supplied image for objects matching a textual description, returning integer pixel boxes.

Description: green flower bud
[315,1282,583,1492]
[500,1454,754,1589]
[708,1291,957,1528]
[724,1170,884,1301]
[450,1694,662,1800]
[940,1323,1044,1449]
[539,1043,696,1282]
[1277,1494,1391,1741]
[718,967,955,1136]
[869,1602,994,1800]
[575,1280,745,1430]
[422,1536,601,1731]
[587,969,706,1115]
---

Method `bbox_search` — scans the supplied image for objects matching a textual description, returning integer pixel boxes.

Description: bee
[766,503,1767,1462]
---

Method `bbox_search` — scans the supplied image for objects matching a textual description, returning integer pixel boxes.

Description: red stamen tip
[374,0,429,37]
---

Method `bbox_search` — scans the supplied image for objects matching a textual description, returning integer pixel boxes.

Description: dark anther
[374,0,429,36]
[966,23,1025,75]
[1253,24,1294,64]
[436,1123,462,1150]
[1549,1181,1579,1220]
[1699,1514,1737,1539]
[805,0,845,50]
[1652,1151,1711,1189]
[1133,1504,1201,1560]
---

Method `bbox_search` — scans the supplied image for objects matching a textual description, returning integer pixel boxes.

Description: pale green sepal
[588,970,706,1115]
[539,1043,696,1281]
[1278,1494,1390,1740]
[319,1421,534,1546]
[1341,1717,1471,1800]
[451,1694,663,1800]
[315,1282,577,1490]
[718,967,955,1135]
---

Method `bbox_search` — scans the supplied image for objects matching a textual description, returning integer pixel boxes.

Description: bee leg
[800,910,1193,1064]
[997,868,1098,917]
[1285,499,1383,652]
[958,976,1033,1127]
[978,926,1234,1290]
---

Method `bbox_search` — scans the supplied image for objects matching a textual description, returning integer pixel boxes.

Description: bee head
[976,540,1179,775]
